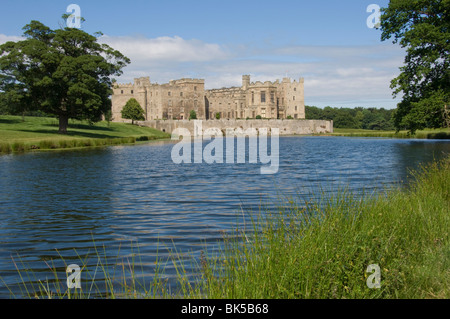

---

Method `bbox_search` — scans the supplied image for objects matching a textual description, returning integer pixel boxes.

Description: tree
[121,98,145,124]
[380,0,449,133]
[0,19,130,133]
[189,110,197,120]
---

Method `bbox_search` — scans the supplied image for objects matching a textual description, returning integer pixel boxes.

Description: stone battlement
[111,74,306,122]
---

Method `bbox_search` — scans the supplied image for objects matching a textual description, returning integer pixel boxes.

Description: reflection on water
[0,136,449,297]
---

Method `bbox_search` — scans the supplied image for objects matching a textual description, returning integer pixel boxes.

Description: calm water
[0,136,449,297]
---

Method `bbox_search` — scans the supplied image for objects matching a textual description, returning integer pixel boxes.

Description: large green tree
[380,0,450,133]
[0,19,130,133]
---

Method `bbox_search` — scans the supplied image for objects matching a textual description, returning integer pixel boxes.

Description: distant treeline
[306,106,395,130]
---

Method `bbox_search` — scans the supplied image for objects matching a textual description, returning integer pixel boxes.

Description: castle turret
[242,75,250,90]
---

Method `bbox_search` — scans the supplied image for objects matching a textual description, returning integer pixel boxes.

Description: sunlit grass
[0,115,170,154]
[329,128,450,139]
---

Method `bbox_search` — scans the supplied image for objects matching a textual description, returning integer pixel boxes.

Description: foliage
[306,105,395,130]
[255,115,262,119]
[121,98,145,124]
[380,0,450,133]
[215,112,221,120]
[0,18,130,134]
[189,110,197,120]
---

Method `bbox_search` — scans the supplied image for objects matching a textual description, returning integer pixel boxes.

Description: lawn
[0,115,170,153]
[329,127,450,139]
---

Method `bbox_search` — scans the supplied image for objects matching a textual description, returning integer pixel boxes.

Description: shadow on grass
[18,129,122,139]
[42,122,116,132]
[427,132,450,139]
[0,118,23,124]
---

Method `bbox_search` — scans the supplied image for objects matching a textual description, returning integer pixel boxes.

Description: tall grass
[193,156,450,299]
[1,157,449,299]
[1,240,173,299]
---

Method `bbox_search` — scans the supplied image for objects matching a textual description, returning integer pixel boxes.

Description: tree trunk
[59,114,69,134]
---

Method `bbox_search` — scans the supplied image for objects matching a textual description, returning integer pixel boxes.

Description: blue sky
[0,0,404,109]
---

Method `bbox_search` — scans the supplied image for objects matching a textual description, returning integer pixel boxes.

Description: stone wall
[112,75,305,123]
[133,119,333,136]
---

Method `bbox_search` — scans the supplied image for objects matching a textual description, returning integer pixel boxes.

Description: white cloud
[1,32,405,108]
[99,35,230,63]
[0,34,24,44]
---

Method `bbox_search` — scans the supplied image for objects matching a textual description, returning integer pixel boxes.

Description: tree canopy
[305,105,395,130]
[0,19,130,133]
[121,98,145,124]
[380,0,449,133]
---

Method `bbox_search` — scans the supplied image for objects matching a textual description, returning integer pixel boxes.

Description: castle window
[121,90,123,94]
[261,91,266,103]
[295,106,298,111]
[293,96,296,101]
[294,87,297,91]
[180,92,183,97]
[168,100,172,106]
[270,92,275,103]
[251,92,254,103]
[194,86,197,91]
[131,90,133,94]
[168,92,171,96]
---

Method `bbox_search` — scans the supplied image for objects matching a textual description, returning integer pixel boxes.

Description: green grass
[2,156,449,299]
[327,127,450,139]
[0,115,171,154]
[192,156,450,299]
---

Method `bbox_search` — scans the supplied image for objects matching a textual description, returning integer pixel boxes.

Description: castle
[111,75,305,121]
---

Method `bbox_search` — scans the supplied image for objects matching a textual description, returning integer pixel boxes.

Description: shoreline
[0,115,171,155]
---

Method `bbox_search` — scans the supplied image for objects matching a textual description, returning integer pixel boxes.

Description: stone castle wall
[133,119,333,136]
[112,75,305,122]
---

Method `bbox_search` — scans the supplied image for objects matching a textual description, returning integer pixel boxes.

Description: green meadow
[328,128,450,139]
[0,115,170,154]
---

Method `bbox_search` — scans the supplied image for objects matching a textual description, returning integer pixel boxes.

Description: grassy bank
[192,156,449,299]
[0,115,171,154]
[327,127,450,139]
[3,156,449,299]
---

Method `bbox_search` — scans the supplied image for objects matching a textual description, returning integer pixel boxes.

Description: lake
[0,136,449,297]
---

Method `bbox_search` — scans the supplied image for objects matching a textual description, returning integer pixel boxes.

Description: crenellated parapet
[111,74,305,122]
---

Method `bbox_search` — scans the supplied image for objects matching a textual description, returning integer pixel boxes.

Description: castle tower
[242,75,250,90]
